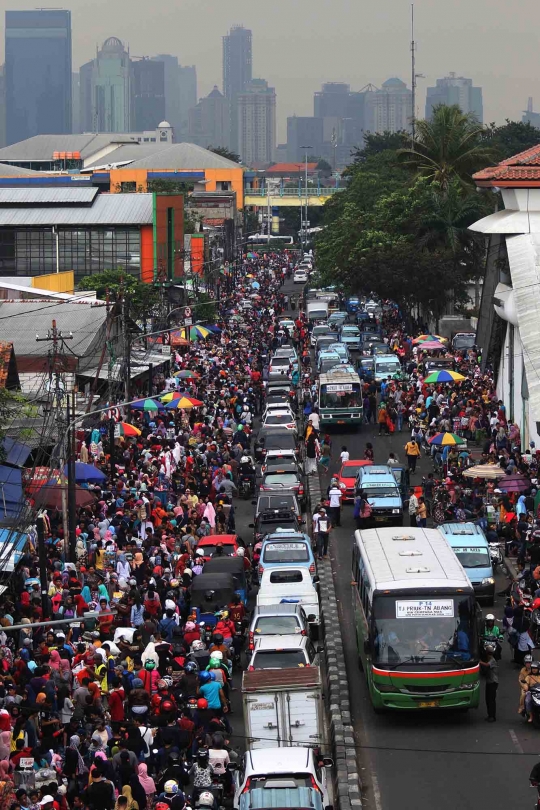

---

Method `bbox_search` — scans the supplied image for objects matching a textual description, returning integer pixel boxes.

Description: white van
[257,566,320,627]
[307,300,329,322]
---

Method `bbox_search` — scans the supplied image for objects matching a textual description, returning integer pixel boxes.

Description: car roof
[262,531,309,543]
[197,534,237,546]
[253,635,309,651]
[359,465,397,481]
[263,463,298,473]
[258,508,297,521]
[253,603,305,617]
[245,747,311,774]
[342,459,371,469]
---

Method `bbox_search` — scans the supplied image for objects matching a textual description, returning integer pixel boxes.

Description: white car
[261,409,297,432]
[310,325,332,347]
[293,269,308,283]
[232,747,333,810]
[247,634,321,670]
[261,402,295,422]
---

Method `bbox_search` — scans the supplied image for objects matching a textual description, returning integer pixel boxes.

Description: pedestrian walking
[404,438,421,473]
[314,508,331,559]
[480,643,499,722]
[408,488,419,527]
[328,481,342,527]
[378,403,389,436]
[416,496,427,528]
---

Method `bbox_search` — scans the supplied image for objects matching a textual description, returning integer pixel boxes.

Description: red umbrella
[34,482,97,510]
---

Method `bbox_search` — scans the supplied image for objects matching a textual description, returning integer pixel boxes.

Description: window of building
[120,182,136,193]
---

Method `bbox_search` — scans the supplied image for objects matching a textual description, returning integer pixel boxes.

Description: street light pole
[300,146,312,251]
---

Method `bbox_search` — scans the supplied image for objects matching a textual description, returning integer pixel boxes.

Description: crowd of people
[0,252,304,810]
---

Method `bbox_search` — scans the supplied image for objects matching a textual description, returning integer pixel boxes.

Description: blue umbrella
[62,461,107,483]
[251,281,260,290]
[205,324,221,333]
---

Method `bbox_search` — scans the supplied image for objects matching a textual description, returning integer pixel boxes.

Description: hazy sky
[3,0,539,141]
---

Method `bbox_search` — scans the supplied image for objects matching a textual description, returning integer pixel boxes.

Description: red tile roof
[474,143,540,184]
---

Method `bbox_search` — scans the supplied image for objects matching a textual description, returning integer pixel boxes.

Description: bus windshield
[320,383,361,409]
[371,594,478,667]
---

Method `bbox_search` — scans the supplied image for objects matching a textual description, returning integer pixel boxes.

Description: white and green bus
[352,526,480,711]
[318,369,363,426]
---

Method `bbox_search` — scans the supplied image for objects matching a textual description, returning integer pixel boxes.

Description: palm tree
[399,104,495,189]
[418,180,489,252]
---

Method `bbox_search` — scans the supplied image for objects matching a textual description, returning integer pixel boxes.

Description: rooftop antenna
[528,96,534,113]
[411,4,416,147]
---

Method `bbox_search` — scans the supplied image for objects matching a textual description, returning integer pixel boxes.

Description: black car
[257,429,298,455]
[250,508,301,544]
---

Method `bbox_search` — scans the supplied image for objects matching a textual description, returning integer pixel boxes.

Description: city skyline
[0,0,538,143]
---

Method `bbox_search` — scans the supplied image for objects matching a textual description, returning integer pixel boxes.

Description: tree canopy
[78,269,159,317]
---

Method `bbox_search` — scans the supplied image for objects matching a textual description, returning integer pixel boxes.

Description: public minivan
[438,523,494,605]
[355,465,403,525]
[374,354,402,385]
[307,300,329,322]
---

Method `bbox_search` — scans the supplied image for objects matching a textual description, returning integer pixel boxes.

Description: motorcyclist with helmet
[188,748,215,803]
[208,633,231,665]
[482,614,502,660]
[213,613,236,649]
[519,653,533,715]
[189,639,211,671]
[239,455,256,495]
[158,779,187,810]
[524,661,540,722]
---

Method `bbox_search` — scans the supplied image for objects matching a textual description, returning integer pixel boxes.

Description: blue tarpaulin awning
[1,438,31,467]
[0,465,24,520]
[0,529,28,573]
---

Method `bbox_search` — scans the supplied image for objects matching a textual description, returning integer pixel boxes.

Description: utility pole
[36,514,50,619]
[122,294,131,403]
[300,146,312,251]
[36,321,73,561]
[411,3,416,147]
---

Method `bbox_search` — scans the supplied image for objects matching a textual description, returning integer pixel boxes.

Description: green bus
[352,526,480,711]
[318,370,363,426]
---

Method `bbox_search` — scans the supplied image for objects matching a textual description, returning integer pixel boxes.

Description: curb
[308,473,363,810]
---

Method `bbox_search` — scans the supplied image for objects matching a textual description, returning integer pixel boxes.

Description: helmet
[199,671,212,684]
[192,640,205,651]
[196,549,205,557]
[209,658,221,668]
[161,700,175,714]
[236,547,245,556]
[212,633,224,644]
[156,804,170,810]
[197,698,208,709]
[197,792,214,808]
[525,654,534,664]
[145,660,156,670]
[485,614,495,622]
[168,752,180,765]
[484,643,496,654]
[164,781,179,795]
[240,456,249,464]
[185,621,196,632]
[210,650,223,661]
[197,747,209,760]
[532,662,540,673]
[185,661,198,673]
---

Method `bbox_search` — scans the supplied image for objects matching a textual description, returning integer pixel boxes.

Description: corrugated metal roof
[84,142,171,169]
[0,162,41,177]
[0,187,98,204]
[127,142,242,170]
[0,133,139,162]
[0,300,107,356]
[0,192,153,226]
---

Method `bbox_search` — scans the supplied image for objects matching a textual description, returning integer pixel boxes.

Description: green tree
[146,178,193,195]
[78,269,159,318]
[485,119,540,161]
[351,130,410,162]
[209,146,241,163]
[399,104,495,188]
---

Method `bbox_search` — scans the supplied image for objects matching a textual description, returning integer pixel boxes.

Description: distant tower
[80,37,131,133]
[223,25,252,152]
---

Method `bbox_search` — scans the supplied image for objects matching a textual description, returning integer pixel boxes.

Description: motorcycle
[489,542,504,570]
[240,475,254,499]
[199,621,213,645]
[528,684,540,727]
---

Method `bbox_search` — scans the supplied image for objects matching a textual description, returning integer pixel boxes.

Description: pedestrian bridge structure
[244,187,344,207]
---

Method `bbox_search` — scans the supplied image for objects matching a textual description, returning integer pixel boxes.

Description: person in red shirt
[107,678,125,724]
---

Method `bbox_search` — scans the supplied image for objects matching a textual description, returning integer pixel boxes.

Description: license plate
[418,700,439,708]
[337,420,345,424]
[374,517,386,522]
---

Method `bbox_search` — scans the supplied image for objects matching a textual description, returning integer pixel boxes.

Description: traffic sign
[184,317,193,327]
[184,306,192,318]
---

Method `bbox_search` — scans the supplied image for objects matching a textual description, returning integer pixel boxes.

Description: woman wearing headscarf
[128,774,146,810]
[0,778,16,810]
[0,734,10,763]
[118,786,138,810]
[137,764,155,806]
[63,735,87,794]
[117,555,131,580]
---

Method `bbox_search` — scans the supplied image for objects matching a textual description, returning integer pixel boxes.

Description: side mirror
[323,758,334,768]
[312,575,320,584]
[251,501,257,506]
[307,614,316,623]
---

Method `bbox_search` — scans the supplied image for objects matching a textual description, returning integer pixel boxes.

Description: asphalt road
[279,278,539,810]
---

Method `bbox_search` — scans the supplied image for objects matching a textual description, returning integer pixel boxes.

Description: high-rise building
[79,37,131,133]
[131,59,165,132]
[365,78,412,134]
[313,82,368,147]
[522,98,540,129]
[72,72,81,134]
[223,25,252,151]
[314,83,350,119]
[178,65,197,141]
[0,67,6,148]
[238,79,275,167]
[188,86,230,150]
[425,73,483,122]
[5,10,72,145]
[152,54,181,139]
[286,116,323,163]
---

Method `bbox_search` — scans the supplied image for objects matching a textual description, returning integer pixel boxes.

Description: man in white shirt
[308,409,321,431]
[328,483,342,527]
[387,452,399,466]
[340,446,349,463]
[408,488,419,527]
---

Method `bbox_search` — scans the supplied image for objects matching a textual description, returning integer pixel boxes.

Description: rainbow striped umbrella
[164,396,204,410]
[428,432,465,446]
[412,334,448,345]
[131,398,162,411]
[173,369,200,379]
[424,370,466,384]
[180,325,212,340]
[116,422,141,437]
